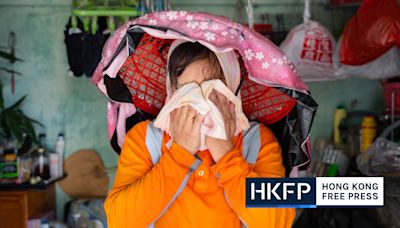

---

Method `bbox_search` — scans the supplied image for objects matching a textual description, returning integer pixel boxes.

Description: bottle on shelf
[333,106,347,145]
[33,148,50,181]
[360,116,377,154]
[55,133,65,177]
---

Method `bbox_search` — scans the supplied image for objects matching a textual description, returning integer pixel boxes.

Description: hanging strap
[303,0,311,23]
[145,121,261,226]
[145,121,163,164]
[148,158,201,228]
[242,121,261,164]
[246,0,254,29]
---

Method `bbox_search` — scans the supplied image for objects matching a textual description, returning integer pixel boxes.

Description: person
[104,41,296,227]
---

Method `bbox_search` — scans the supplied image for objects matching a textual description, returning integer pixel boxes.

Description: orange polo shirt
[104,120,295,227]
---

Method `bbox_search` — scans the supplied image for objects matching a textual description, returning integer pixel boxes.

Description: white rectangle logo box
[316,177,384,206]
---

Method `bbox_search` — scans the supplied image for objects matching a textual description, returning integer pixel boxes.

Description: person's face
[172,59,222,92]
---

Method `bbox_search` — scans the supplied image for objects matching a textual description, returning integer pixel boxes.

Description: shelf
[72,7,140,17]
[0,174,66,191]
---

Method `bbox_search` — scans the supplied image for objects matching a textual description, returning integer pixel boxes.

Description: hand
[206,90,237,162]
[170,105,204,155]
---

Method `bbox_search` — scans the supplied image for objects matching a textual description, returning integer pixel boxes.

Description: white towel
[154,39,250,151]
[154,79,250,150]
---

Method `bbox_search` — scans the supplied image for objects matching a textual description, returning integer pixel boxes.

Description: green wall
[0,0,384,221]
[0,0,116,220]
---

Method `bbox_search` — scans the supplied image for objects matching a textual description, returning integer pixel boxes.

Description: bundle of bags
[280,0,400,82]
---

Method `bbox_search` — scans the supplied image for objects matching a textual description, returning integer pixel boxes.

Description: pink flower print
[187,21,198,29]
[204,32,216,41]
[211,24,219,31]
[244,49,254,60]
[230,29,238,35]
[199,21,208,30]
[186,15,194,21]
[167,11,178,20]
[221,31,228,36]
[262,62,270,69]
[179,11,188,17]
[149,19,157,25]
[255,52,264,60]
[282,55,290,64]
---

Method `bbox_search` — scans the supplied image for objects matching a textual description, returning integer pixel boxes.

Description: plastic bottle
[360,116,377,153]
[33,148,50,180]
[334,106,347,145]
[55,133,65,177]
[49,153,59,179]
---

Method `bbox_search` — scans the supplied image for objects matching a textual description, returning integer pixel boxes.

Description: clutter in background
[306,108,380,178]
[64,16,111,77]
[383,81,400,115]
[333,0,400,79]
[339,0,400,65]
[64,0,170,78]
[357,120,400,176]
[0,131,66,185]
[333,37,400,80]
[0,42,65,185]
[279,0,400,81]
[280,0,336,82]
[59,149,109,199]
[66,199,107,228]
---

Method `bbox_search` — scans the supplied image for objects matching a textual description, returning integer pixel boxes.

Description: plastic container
[360,116,377,154]
[49,153,59,178]
[55,133,65,177]
[33,148,50,180]
[383,82,400,115]
[334,106,346,144]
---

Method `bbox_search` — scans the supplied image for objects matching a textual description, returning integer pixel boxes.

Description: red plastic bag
[340,0,400,65]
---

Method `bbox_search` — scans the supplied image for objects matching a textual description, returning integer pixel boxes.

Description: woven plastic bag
[357,120,400,176]
[280,0,335,82]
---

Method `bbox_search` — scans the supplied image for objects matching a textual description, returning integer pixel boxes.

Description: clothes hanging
[64,16,110,77]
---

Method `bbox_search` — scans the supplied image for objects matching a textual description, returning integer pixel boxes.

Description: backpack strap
[225,121,260,228]
[146,121,201,228]
[242,121,261,164]
[145,121,261,227]
[145,121,163,164]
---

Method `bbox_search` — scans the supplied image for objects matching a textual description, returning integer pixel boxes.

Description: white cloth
[154,39,250,150]
[153,79,250,150]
